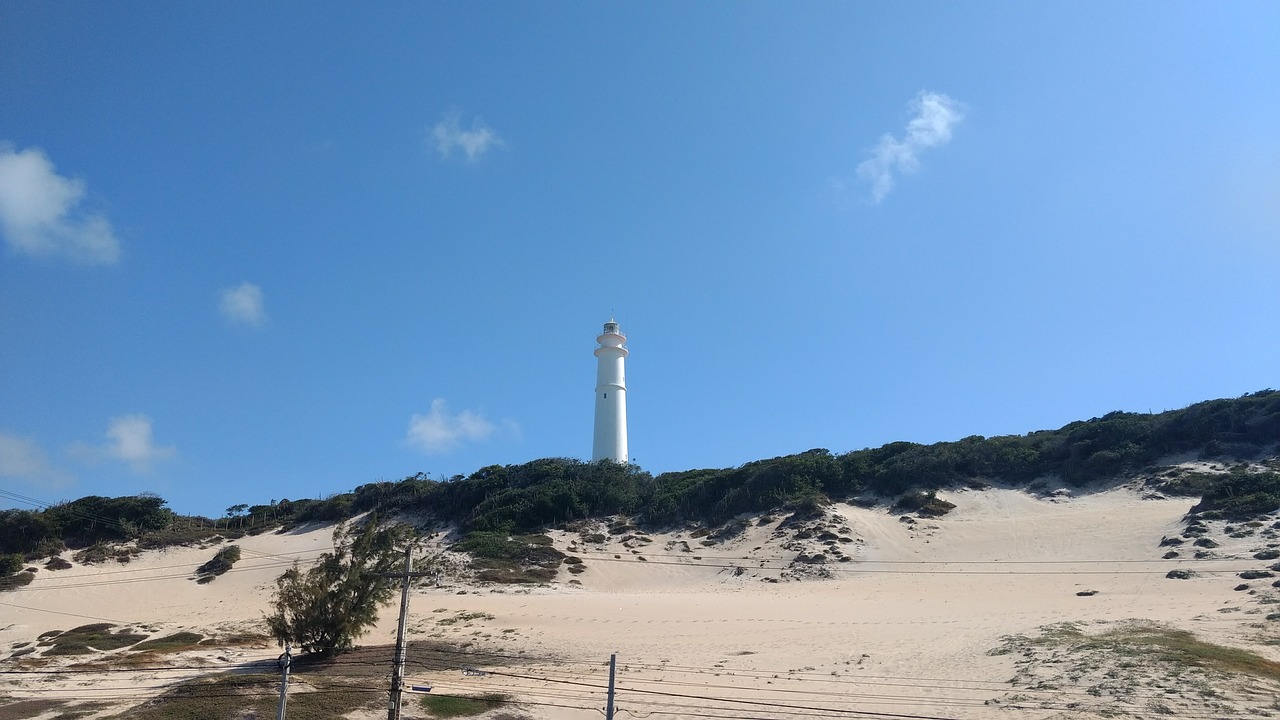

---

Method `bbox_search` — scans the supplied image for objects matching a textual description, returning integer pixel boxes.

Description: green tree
[265,517,414,656]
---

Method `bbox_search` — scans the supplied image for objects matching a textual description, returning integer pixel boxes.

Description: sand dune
[4,485,1280,719]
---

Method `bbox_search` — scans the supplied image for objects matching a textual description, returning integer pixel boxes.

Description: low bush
[0,553,24,576]
[475,567,556,584]
[453,533,556,562]
[0,569,34,591]
[195,545,241,583]
[894,490,956,517]
[1157,471,1221,497]
[132,632,205,653]
[1191,469,1280,520]
[43,624,148,655]
[421,693,509,718]
[455,532,563,584]
[44,556,72,570]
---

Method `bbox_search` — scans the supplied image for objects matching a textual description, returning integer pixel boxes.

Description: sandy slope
[3,487,1279,720]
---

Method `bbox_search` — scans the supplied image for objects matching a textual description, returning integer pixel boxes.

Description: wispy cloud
[430,112,505,162]
[72,415,176,473]
[857,91,964,204]
[0,432,73,488]
[219,282,267,327]
[406,399,496,454]
[0,144,120,264]
[105,414,176,472]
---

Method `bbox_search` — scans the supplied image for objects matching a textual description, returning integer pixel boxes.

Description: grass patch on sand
[0,570,35,592]
[0,699,109,720]
[130,632,205,653]
[421,693,510,718]
[455,532,564,584]
[1089,626,1280,680]
[41,624,149,656]
[995,621,1280,680]
[112,673,379,720]
[0,699,67,720]
[437,612,494,626]
[990,620,1280,718]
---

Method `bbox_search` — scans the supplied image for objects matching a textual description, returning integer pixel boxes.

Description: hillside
[3,389,1279,564]
[2,391,1280,719]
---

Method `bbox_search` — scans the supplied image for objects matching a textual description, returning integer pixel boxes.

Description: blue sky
[2,3,1277,516]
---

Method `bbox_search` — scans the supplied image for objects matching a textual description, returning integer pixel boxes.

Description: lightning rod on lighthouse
[592,319,628,464]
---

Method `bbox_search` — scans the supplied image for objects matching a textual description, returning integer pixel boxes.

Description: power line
[6,643,1268,719]
[0,599,131,624]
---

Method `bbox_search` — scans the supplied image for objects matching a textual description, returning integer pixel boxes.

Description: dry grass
[1086,625,1280,680]
[990,620,1280,718]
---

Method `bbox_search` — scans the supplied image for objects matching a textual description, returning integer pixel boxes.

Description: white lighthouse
[592,319,629,463]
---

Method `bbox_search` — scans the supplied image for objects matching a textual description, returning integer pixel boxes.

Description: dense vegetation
[1192,468,1280,520]
[3,390,1279,565]
[195,545,242,583]
[346,389,1280,531]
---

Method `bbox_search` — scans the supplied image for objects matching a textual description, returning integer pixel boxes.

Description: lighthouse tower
[592,319,629,463]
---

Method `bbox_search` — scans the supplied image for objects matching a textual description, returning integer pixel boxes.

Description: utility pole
[275,643,291,720]
[379,545,433,720]
[605,653,616,720]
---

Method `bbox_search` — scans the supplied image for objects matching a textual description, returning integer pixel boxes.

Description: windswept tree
[265,517,414,656]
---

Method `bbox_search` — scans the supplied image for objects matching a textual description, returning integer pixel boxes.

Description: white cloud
[857,91,964,204]
[0,432,54,478]
[0,432,74,489]
[96,415,176,473]
[406,399,496,454]
[0,144,120,264]
[219,282,267,327]
[430,112,505,162]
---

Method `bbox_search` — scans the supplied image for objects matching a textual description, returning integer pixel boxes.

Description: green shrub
[475,567,556,584]
[893,490,956,517]
[0,569,34,591]
[43,624,148,654]
[1158,471,1221,496]
[421,693,509,718]
[1191,469,1280,520]
[455,532,563,584]
[44,556,72,570]
[195,545,241,583]
[132,632,205,653]
[453,533,563,565]
[0,553,23,576]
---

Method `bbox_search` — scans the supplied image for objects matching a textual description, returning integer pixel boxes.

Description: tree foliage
[0,494,174,558]
[265,518,414,655]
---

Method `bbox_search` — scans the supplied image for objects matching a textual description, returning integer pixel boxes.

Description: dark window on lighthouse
[603,393,607,398]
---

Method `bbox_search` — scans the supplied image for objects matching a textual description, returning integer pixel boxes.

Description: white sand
[3,487,1277,719]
